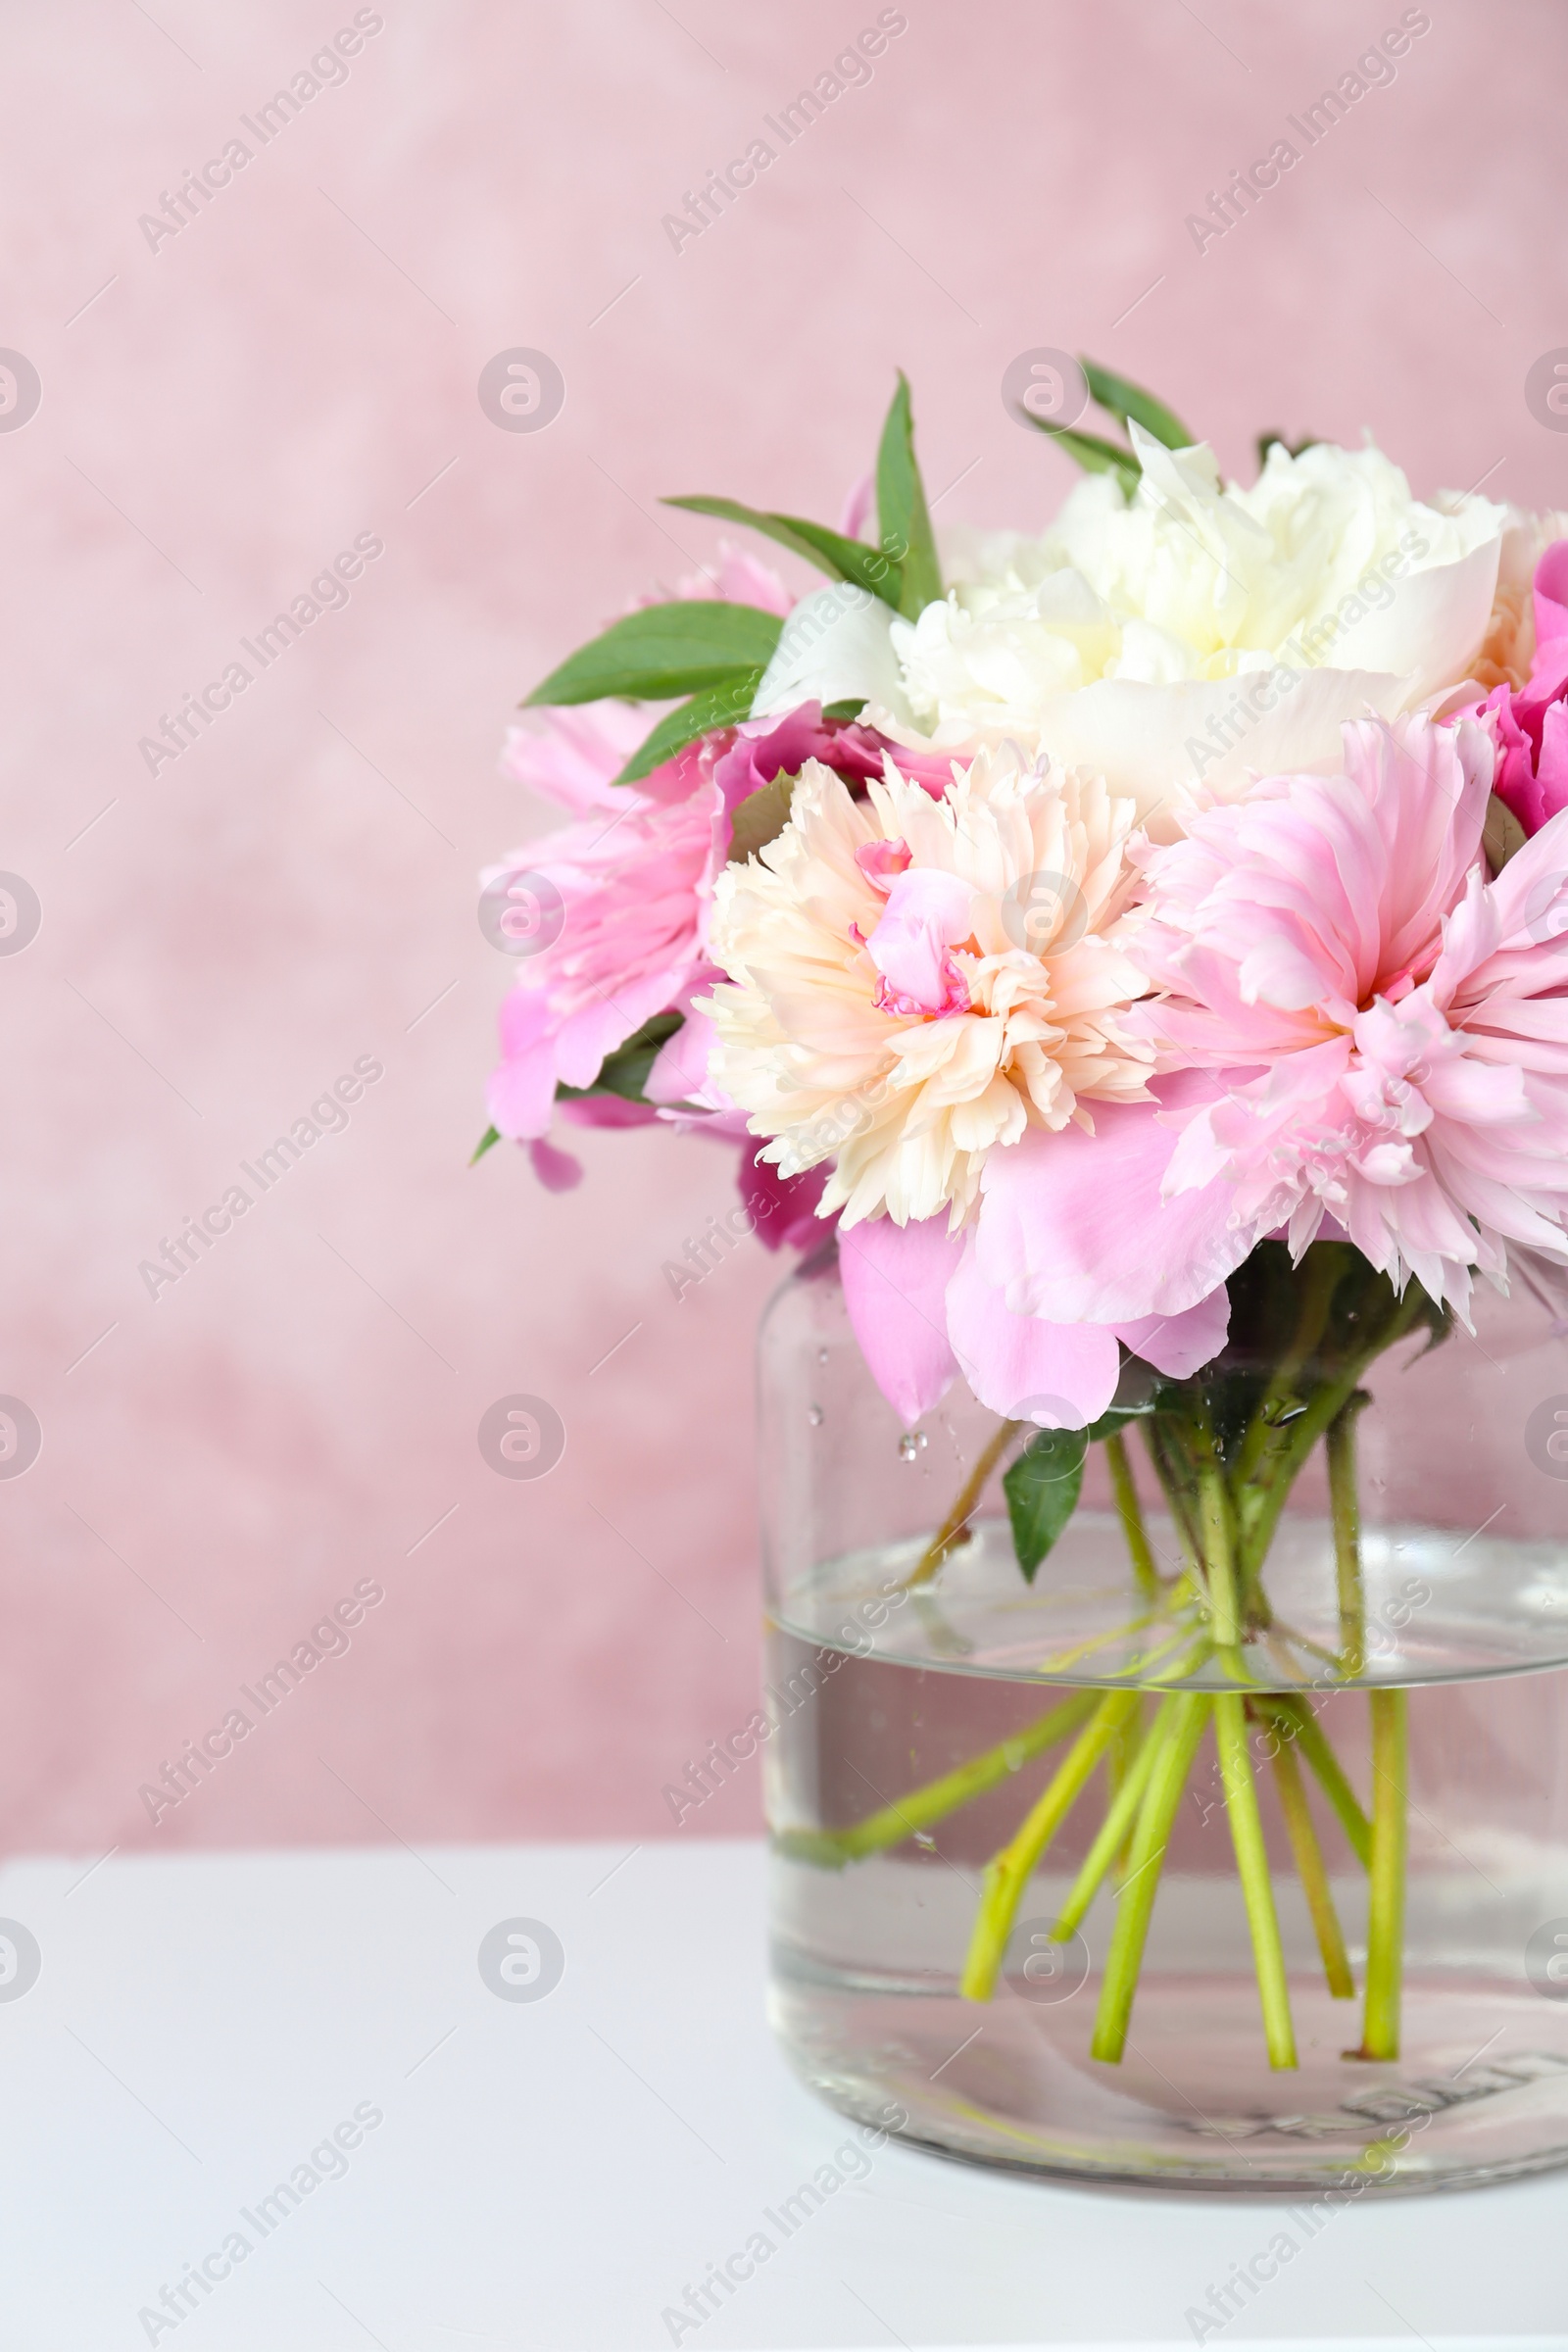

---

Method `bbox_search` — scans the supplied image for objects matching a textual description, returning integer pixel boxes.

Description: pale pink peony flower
[972,713,1568,1329]
[704,743,1155,1231]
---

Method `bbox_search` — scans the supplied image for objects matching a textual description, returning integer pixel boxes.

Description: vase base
[770,1964,1568,2194]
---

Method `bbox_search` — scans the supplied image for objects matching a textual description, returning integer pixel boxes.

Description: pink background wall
[3,0,1566,1863]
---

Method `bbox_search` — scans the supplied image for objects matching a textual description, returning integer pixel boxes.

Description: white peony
[755,426,1505,832]
[704,746,1152,1229]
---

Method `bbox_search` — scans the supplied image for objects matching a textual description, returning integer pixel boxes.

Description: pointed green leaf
[613,672,764,785]
[876,372,943,618]
[1027,420,1141,499]
[663,496,905,609]
[1003,1427,1088,1582]
[556,1012,684,1106]
[471,1125,502,1165]
[523,602,783,708]
[1080,359,1193,452]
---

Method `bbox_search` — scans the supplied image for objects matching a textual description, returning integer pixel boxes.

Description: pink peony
[970,713,1568,1332]
[1480,540,1568,838]
[838,1210,1228,1431]
[488,699,956,1152]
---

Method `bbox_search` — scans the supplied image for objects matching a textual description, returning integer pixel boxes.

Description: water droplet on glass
[817,1347,830,1366]
[808,1404,824,1427]
[899,1433,920,1461]
[913,1831,936,1851]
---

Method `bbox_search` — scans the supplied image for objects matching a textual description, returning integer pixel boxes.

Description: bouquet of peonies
[479,366,1568,2069]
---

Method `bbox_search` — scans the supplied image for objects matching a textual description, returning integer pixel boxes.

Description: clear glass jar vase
[760,1235,1568,2193]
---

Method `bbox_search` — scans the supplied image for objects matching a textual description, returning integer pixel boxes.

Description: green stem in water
[774,1688,1099,1870]
[1091,1691,1213,2063]
[1144,1417,1205,1575]
[1104,1432,1161,1602]
[961,1689,1142,2002]
[1214,1693,1298,2068]
[1328,1393,1370,1676]
[1053,1695,1176,1939]
[1232,1244,1349,1491]
[1268,1722,1355,1999]
[1255,1696,1372,1870]
[1356,1687,1408,2062]
[1192,1437,1243,1663]
[902,1416,1021,1589]
[1238,1287,1428,1583]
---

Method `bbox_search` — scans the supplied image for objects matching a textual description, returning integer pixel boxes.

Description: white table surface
[0,1837,1562,2352]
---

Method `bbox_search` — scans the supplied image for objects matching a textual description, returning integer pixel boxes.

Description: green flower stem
[1238,1287,1428,1582]
[1193,1444,1243,1660]
[1214,1693,1298,2068]
[1053,1695,1176,1939]
[1232,1244,1349,1491]
[1090,1691,1213,2063]
[902,1417,1021,1589]
[1104,1432,1161,1601]
[1269,1727,1355,1999]
[1144,1417,1204,1572]
[960,1689,1142,2002]
[774,1689,1100,1870]
[1255,1696,1372,1870]
[1356,1687,1408,2062]
[1328,1394,1370,1675]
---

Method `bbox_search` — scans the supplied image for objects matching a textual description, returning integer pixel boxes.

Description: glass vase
[760,1236,1568,2192]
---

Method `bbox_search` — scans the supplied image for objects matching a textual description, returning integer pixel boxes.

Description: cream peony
[1467,501,1568,692]
[758,428,1504,831]
[703,746,1152,1228]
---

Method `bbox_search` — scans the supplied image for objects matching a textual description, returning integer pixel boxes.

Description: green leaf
[821,698,867,720]
[556,1012,684,1106]
[1080,358,1193,451]
[613,673,764,785]
[876,371,944,618]
[1003,1427,1088,1582]
[471,1124,502,1165]
[663,496,905,609]
[1028,420,1141,499]
[523,602,783,708]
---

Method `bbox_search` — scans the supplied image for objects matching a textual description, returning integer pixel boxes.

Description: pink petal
[975,1073,1251,1325]
[1113,1287,1231,1380]
[945,1238,1120,1430]
[528,1137,584,1192]
[837,1214,962,1428]
[866,869,974,1012]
